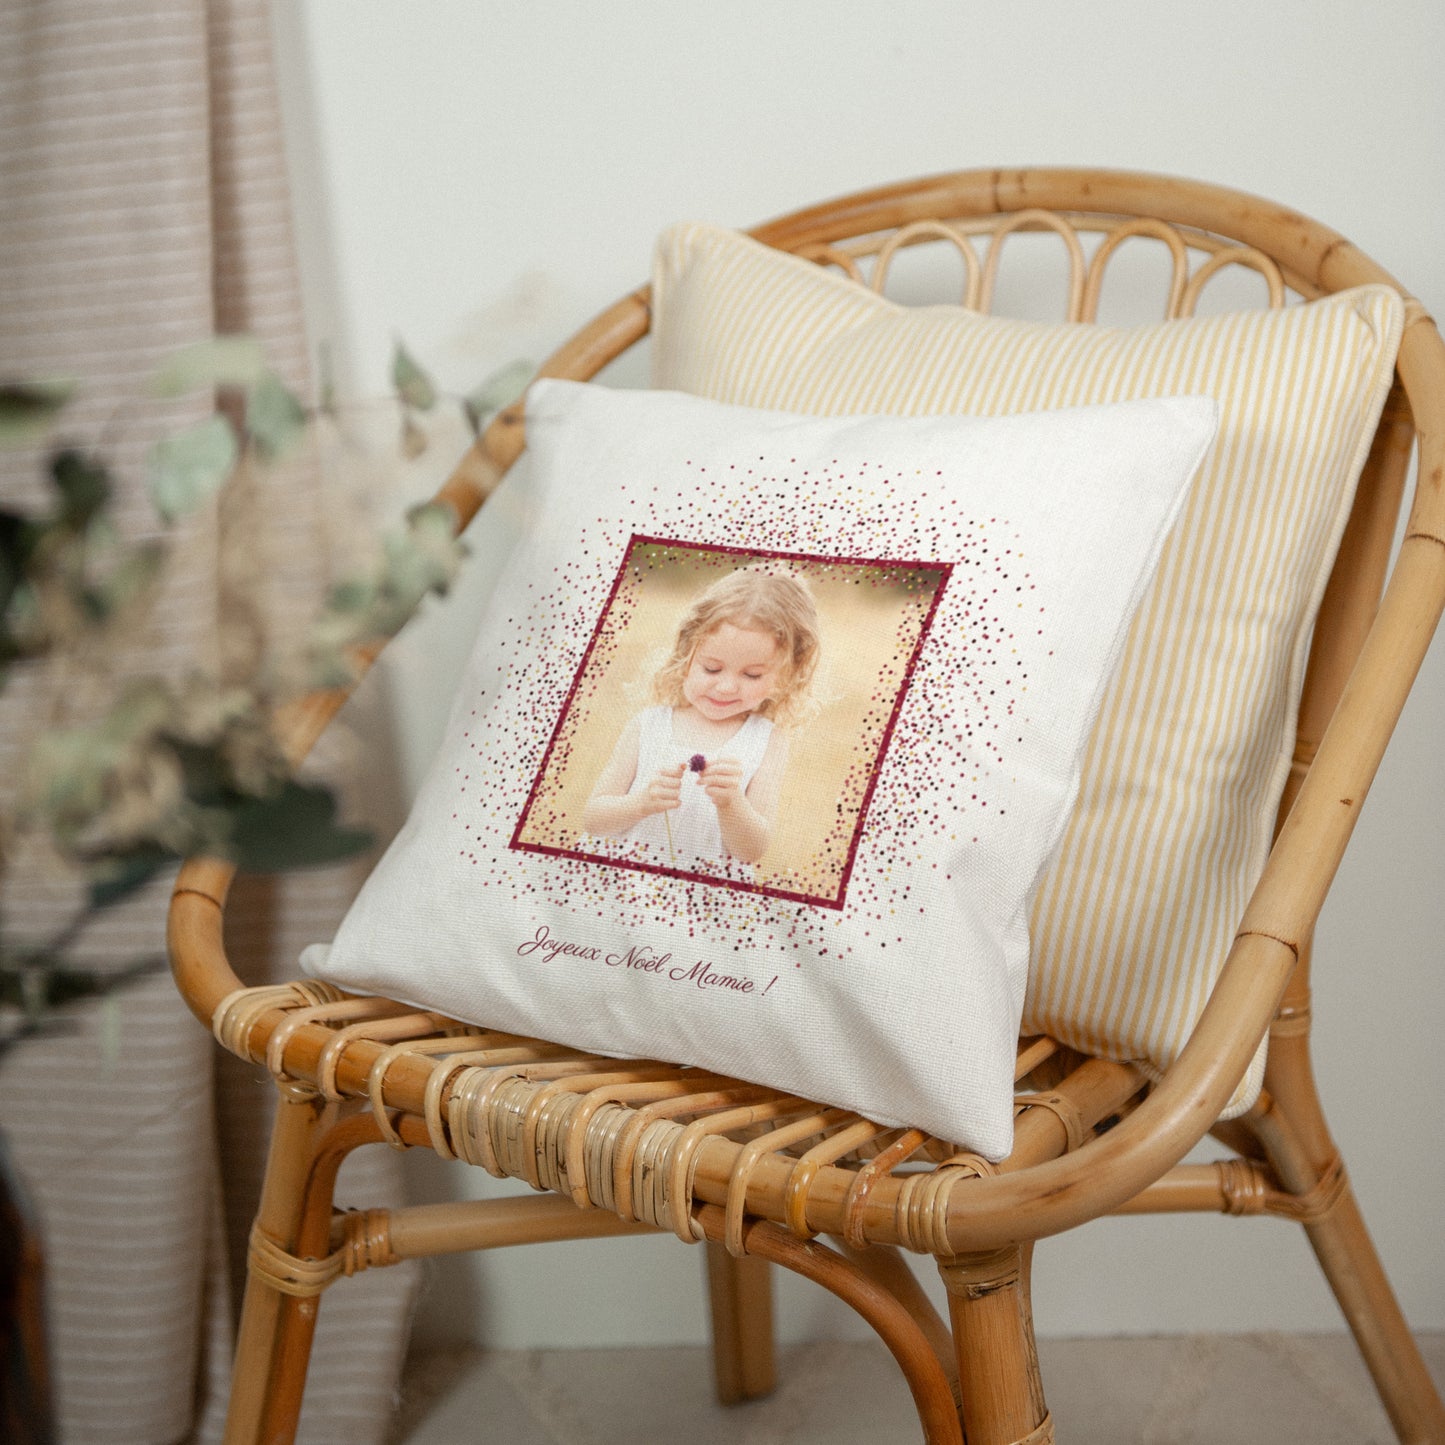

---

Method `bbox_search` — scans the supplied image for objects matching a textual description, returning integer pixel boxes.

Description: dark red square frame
[509,535,952,911]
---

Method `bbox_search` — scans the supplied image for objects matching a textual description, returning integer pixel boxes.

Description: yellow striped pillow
[651,223,1404,1112]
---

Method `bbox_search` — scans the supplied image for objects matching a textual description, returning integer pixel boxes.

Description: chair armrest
[933,342,1445,1249]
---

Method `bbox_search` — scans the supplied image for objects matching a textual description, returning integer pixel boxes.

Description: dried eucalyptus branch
[0,336,529,1047]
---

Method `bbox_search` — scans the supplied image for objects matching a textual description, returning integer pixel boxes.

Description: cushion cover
[305,379,1216,1158]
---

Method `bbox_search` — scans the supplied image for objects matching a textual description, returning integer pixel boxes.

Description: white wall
[271,0,1445,1348]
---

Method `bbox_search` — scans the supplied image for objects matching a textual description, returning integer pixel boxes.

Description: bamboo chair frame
[168,168,1445,1445]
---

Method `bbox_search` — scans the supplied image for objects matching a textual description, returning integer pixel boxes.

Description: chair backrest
[444,172,1434,1071]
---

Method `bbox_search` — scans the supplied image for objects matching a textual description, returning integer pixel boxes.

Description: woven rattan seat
[168,169,1445,1445]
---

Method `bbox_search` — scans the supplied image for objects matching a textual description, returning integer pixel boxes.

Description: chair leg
[1301,1185,1445,1445]
[837,1240,959,1402]
[225,1087,345,1445]
[696,1206,962,1444]
[1262,1016,1445,1445]
[937,1245,1052,1445]
[703,1242,775,1404]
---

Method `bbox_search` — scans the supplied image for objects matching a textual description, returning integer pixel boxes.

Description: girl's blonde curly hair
[651,565,821,728]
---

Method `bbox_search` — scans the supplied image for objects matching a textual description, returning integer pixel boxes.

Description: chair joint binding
[246,1209,399,1299]
[1216,1158,1270,1216]
[1269,997,1313,1038]
[841,1128,929,1250]
[1013,1090,1087,1154]
[1013,1412,1056,1445]
[896,1153,997,1256]
[1266,1152,1350,1224]
[936,1246,1023,1299]
[211,981,347,1064]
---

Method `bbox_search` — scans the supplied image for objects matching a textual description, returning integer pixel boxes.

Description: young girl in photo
[582,564,820,869]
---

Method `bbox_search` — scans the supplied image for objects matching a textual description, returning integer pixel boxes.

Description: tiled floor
[392,1332,1444,1443]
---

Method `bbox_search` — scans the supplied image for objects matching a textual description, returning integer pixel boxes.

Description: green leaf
[246,371,308,460]
[169,738,234,808]
[391,341,437,411]
[377,503,464,620]
[308,648,359,689]
[0,959,38,1012]
[0,509,30,613]
[405,499,462,552]
[462,359,533,435]
[327,578,378,614]
[0,953,165,1009]
[303,502,464,684]
[93,540,165,620]
[100,676,175,744]
[400,412,429,460]
[50,449,111,528]
[148,416,238,521]
[227,781,371,873]
[88,849,173,909]
[148,336,268,398]
[0,379,75,446]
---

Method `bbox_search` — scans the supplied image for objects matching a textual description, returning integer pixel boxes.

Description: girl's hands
[698,757,745,812]
[641,763,685,816]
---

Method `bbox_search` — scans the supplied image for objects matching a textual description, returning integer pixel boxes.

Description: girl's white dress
[621,705,773,864]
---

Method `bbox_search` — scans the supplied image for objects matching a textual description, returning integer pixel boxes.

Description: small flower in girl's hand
[689,754,707,773]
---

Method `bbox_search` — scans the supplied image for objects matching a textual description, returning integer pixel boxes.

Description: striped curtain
[0,4,418,1441]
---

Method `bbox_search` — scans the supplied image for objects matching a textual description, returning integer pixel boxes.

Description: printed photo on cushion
[511,538,951,908]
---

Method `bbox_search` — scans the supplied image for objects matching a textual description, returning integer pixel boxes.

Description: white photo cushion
[304,380,1216,1159]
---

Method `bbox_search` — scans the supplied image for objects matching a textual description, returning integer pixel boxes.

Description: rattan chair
[168,169,1445,1445]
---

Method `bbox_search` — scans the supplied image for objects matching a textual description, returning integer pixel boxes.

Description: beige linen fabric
[651,223,1404,1112]
[0,4,416,1441]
